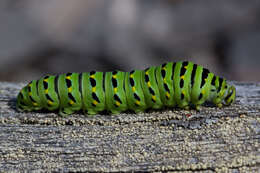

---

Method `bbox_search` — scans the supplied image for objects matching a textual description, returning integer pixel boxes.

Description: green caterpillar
[16,61,236,116]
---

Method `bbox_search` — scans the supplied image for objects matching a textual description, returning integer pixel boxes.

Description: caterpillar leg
[179,105,190,110]
[184,105,190,110]
[217,103,223,108]
[110,110,122,115]
[195,105,201,111]
[83,109,98,117]
[59,108,75,117]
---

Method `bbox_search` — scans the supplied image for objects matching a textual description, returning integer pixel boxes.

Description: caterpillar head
[223,85,236,106]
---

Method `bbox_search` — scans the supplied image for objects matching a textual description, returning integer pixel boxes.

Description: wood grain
[0,81,259,172]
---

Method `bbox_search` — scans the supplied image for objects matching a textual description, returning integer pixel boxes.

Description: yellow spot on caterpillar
[44,89,48,94]
[135,100,140,105]
[66,76,71,80]
[184,65,188,69]
[28,83,32,87]
[180,75,185,79]
[68,87,72,93]
[182,90,185,96]
[112,75,117,79]
[204,78,207,82]
[132,86,136,92]
[29,92,32,96]
[33,102,38,106]
[90,75,95,79]
[69,100,75,105]
[166,92,170,98]
[152,95,156,101]
[147,81,151,87]
[114,87,117,93]
[115,101,121,106]
[145,71,149,75]
[130,74,134,78]
[201,90,205,94]
[162,67,166,70]
[47,100,53,105]
[44,78,48,82]
[92,87,96,92]
[92,100,98,105]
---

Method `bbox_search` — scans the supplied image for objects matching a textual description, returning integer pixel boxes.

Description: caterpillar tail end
[16,99,24,112]
[16,91,31,112]
[223,85,236,106]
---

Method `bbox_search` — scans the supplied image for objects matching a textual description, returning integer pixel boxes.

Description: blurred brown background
[0,0,260,82]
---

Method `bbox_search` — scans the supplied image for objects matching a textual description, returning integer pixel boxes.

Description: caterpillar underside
[16,61,236,116]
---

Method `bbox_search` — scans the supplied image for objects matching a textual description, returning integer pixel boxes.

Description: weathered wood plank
[0,81,259,172]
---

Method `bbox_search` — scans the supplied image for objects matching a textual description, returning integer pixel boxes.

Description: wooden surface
[0,81,259,172]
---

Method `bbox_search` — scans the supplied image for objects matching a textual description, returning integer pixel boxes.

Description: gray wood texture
[0,81,259,172]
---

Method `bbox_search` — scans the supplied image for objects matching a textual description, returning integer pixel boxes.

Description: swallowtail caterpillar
[16,61,236,116]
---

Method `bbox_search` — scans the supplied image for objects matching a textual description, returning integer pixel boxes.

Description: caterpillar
[16,61,236,116]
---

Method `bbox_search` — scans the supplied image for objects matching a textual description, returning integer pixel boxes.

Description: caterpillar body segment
[105,71,128,114]
[39,75,60,111]
[156,62,176,108]
[125,70,147,113]
[142,66,163,110]
[82,72,106,115]
[16,61,236,116]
